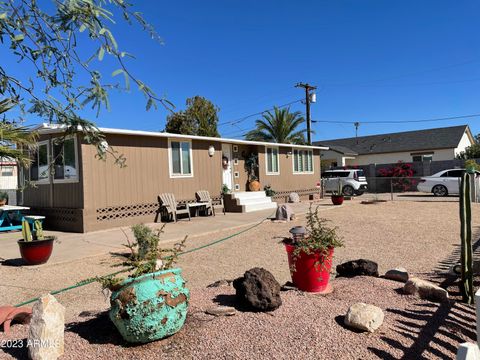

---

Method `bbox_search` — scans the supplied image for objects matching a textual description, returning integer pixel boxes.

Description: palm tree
[245,106,306,144]
[0,98,38,167]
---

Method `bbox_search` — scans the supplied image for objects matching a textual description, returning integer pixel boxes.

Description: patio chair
[195,190,215,216]
[195,190,225,216]
[158,193,191,222]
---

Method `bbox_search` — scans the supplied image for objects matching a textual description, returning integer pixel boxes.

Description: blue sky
[12,1,480,140]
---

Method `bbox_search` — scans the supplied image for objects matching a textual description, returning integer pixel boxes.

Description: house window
[1,166,14,177]
[169,140,193,177]
[266,146,279,175]
[52,137,78,181]
[30,141,49,182]
[412,153,433,162]
[293,149,314,173]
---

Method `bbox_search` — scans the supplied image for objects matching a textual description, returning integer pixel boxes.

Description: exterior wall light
[208,145,215,157]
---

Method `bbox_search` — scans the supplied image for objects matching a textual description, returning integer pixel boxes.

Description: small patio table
[188,202,207,217]
[0,205,30,232]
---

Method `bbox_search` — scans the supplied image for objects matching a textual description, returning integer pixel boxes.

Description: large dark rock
[336,259,379,278]
[233,268,282,311]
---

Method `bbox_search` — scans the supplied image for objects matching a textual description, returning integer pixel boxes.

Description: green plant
[22,219,32,242]
[283,205,343,272]
[245,106,306,144]
[245,153,259,181]
[264,185,276,197]
[0,191,8,201]
[331,178,343,196]
[221,184,230,195]
[464,159,480,172]
[34,220,44,240]
[93,224,187,290]
[459,172,474,304]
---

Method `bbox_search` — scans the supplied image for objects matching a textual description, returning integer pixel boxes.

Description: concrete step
[231,191,267,200]
[243,201,278,213]
[237,197,274,206]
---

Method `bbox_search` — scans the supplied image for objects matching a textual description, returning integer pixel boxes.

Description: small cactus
[22,220,32,242]
[34,220,44,240]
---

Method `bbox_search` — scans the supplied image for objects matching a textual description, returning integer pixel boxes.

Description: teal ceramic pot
[109,268,189,343]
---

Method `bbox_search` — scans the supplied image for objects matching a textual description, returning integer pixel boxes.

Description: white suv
[321,169,368,196]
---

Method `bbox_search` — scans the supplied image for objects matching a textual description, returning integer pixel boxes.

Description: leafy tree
[0,98,37,167]
[165,96,220,137]
[457,134,480,160]
[245,106,306,144]
[0,0,169,165]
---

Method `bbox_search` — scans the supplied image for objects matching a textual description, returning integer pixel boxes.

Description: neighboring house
[316,125,474,167]
[20,123,327,232]
[0,157,18,189]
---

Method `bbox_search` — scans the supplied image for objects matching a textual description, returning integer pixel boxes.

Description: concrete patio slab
[0,200,335,266]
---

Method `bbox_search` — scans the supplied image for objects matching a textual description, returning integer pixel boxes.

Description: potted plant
[331,179,344,205]
[264,185,276,197]
[245,153,261,191]
[282,205,343,293]
[17,220,56,265]
[0,191,8,206]
[93,224,189,344]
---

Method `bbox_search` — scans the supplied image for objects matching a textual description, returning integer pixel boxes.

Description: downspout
[48,137,54,208]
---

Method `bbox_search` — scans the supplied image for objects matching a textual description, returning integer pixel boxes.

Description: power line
[312,113,480,125]
[218,98,303,126]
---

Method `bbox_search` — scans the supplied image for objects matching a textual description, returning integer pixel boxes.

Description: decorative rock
[336,259,379,278]
[205,306,236,317]
[207,279,231,288]
[233,267,282,311]
[384,267,409,282]
[403,277,449,302]
[344,303,384,333]
[275,204,294,221]
[288,192,300,203]
[28,294,65,360]
[280,281,297,292]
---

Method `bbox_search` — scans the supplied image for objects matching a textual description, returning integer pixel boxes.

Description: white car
[417,169,479,196]
[321,169,368,196]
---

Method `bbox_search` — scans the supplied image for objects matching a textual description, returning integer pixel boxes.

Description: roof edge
[35,123,329,150]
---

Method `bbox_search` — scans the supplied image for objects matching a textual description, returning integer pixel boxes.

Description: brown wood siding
[82,134,224,231]
[258,146,321,192]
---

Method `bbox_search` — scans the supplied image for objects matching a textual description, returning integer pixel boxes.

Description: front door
[222,144,233,191]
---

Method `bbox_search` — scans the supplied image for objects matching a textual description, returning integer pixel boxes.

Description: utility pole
[354,122,360,143]
[295,82,317,145]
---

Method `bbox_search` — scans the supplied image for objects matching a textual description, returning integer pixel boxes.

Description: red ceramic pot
[17,237,55,265]
[285,244,334,293]
[331,195,344,205]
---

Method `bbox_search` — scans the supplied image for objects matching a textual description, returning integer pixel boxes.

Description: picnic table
[0,205,30,232]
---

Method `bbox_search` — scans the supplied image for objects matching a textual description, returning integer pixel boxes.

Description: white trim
[35,123,328,151]
[51,135,80,184]
[168,138,194,178]
[30,140,50,184]
[292,148,315,175]
[233,145,239,152]
[265,146,280,175]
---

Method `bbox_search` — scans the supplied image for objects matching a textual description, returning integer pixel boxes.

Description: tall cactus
[22,220,32,242]
[459,172,474,304]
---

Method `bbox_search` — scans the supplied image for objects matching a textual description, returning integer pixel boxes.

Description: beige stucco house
[316,125,474,167]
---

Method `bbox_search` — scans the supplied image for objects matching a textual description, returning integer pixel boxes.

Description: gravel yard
[1,200,479,359]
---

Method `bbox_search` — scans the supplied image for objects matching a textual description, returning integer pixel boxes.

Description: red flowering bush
[378,161,417,191]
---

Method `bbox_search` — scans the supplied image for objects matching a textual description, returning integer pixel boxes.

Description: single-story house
[0,158,17,190]
[19,124,327,232]
[316,125,474,167]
